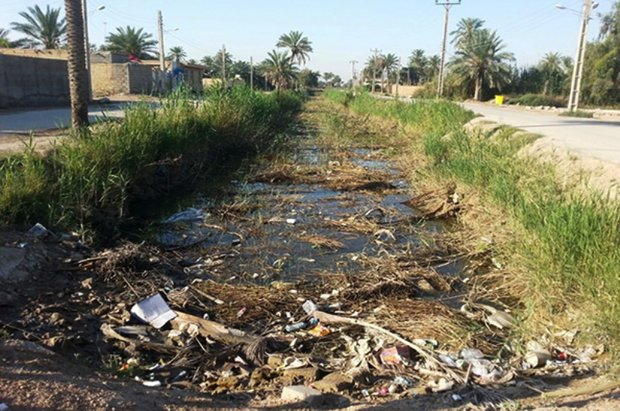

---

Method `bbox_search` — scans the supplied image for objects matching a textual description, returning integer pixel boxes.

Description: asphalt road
[0,104,126,134]
[462,102,620,166]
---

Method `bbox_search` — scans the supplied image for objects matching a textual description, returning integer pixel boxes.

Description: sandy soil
[521,138,620,199]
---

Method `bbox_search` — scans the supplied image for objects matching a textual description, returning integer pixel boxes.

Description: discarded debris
[130,294,177,329]
[26,223,53,239]
[163,208,204,224]
[380,346,411,366]
[0,403,9,411]
[285,318,319,333]
[281,385,323,404]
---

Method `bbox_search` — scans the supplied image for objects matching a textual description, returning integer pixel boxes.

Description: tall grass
[325,90,620,348]
[0,86,303,239]
[323,89,470,138]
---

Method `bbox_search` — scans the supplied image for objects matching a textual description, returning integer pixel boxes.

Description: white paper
[130,294,177,329]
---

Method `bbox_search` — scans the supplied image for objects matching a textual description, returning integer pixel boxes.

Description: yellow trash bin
[495,95,504,106]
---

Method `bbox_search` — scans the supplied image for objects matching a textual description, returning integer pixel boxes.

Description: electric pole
[81,0,92,101]
[349,60,358,87]
[370,48,381,93]
[157,11,165,72]
[568,0,594,111]
[250,56,254,90]
[222,44,226,84]
[436,0,461,97]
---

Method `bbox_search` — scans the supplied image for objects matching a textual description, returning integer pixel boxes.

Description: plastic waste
[460,348,485,360]
[285,317,319,333]
[163,208,204,224]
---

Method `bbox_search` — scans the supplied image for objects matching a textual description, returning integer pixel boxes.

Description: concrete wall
[0,54,69,108]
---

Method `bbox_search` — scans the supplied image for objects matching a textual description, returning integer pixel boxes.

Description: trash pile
[88,252,602,405]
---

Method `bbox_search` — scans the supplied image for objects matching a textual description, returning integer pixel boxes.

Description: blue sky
[1,0,615,79]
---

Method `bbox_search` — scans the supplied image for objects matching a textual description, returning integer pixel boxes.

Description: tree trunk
[64,0,89,128]
[474,73,483,101]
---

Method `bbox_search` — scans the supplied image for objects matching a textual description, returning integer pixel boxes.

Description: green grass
[0,86,303,240]
[325,90,620,350]
[508,93,566,108]
[559,109,595,118]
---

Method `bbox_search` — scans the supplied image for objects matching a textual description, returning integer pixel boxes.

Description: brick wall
[0,54,69,108]
[127,64,154,94]
[91,63,129,96]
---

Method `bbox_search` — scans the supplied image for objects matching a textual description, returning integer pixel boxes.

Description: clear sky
[0,0,615,79]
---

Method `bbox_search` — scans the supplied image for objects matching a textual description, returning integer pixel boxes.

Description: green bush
[509,94,566,107]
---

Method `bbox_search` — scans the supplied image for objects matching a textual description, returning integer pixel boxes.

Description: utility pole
[157,11,165,71]
[250,56,254,90]
[436,0,461,97]
[81,0,92,101]
[349,60,358,87]
[157,10,165,91]
[568,0,594,111]
[222,44,227,84]
[370,48,381,93]
[396,63,401,98]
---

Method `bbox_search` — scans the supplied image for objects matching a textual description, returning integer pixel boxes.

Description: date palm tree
[168,46,187,62]
[276,31,313,65]
[538,52,570,95]
[214,47,233,81]
[451,17,485,49]
[449,28,514,100]
[104,26,157,59]
[0,28,10,47]
[408,49,428,84]
[382,53,400,89]
[261,50,298,91]
[63,0,88,127]
[427,55,441,81]
[11,5,66,49]
[365,55,382,92]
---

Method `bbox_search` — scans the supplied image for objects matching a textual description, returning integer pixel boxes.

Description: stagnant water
[150,128,465,286]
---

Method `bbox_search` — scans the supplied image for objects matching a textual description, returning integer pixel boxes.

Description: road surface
[0,104,126,134]
[462,102,620,166]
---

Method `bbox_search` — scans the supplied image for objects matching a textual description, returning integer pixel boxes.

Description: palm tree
[261,50,298,91]
[449,28,514,100]
[11,5,66,49]
[168,46,187,62]
[427,55,441,79]
[538,52,569,95]
[365,55,382,92]
[382,53,400,88]
[104,26,157,59]
[214,47,233,81]
[408,49,428,84]
[0,28,10,47]
[63,0,88,127]
[451,17,485,48]
[276,31,313,65]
